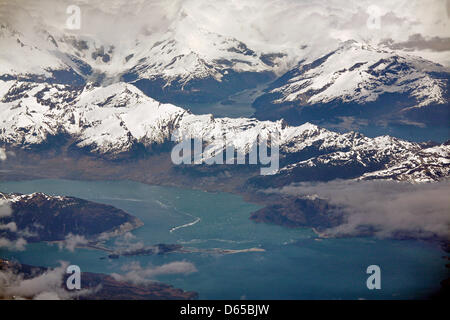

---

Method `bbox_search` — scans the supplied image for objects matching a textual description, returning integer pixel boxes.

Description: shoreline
[1,174,449,246]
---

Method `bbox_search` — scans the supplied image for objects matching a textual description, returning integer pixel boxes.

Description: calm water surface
[0,179,446,299]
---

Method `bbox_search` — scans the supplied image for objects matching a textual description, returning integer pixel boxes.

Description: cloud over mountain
[1,0,449,65]
[272,180,450,239]
[111,261,197,285]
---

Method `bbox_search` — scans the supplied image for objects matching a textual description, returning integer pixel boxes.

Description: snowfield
[0,81,448,183]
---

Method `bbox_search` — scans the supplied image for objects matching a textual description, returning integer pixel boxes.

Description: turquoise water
[179,83,268,118]
[0,179,447,299]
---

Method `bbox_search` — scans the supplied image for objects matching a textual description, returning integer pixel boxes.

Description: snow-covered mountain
[0,3,449,186]
[0,16,285,103]
[253,41,449,126]
[1,81,448,184]
[120,12,286,103]
[0,80,185,154]
[0,24,86,85]
[1,13,448,125]
[122,28,279,104]
[266,131,449,185]
[359,143,450,182]
[1,0,449,130]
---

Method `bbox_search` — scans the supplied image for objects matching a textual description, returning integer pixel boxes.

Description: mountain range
[0,2,448,230]
[1,0,449,302]
[1,16,448,128]
[0,81,448,186]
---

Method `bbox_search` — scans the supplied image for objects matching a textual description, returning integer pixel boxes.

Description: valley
[0,0,448,301]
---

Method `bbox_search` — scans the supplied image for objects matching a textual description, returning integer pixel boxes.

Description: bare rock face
[0,81,448,186]
[252,42,449,127]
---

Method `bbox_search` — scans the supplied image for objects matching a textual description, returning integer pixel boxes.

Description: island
[0,191,143,242]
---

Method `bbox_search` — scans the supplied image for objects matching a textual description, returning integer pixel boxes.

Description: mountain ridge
[0,81,448,185]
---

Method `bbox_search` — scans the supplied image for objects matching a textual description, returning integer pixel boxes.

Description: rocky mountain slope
[253,41,449,126]
[0,81,448,185]
[0,191,142,242]
[1,17,448,125]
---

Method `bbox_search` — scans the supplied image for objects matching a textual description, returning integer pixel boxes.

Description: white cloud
[0,261,95,300]
[57,233,89,252]
[0,237,27,251]
[111,261,197,285]
[0,199,27,250]
[113,231,145,253]
[273,180,450,239]
[0,148,6,161]
[1,0,449,65]
[0,199,12,217]
[0,221,17,232]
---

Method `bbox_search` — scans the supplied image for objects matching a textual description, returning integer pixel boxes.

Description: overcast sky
[0,0,449,65]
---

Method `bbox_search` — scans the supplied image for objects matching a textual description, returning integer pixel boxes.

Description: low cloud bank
[0,148,6,161]
[0,237,27,251]
[57,234,89,252]
[2,0,449,66]
[0,199,12,218]
[113,232,145,253]
[272,180,450,239]
[0,200,28,251]
[0,262,95,300]
[111,261,197,285]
